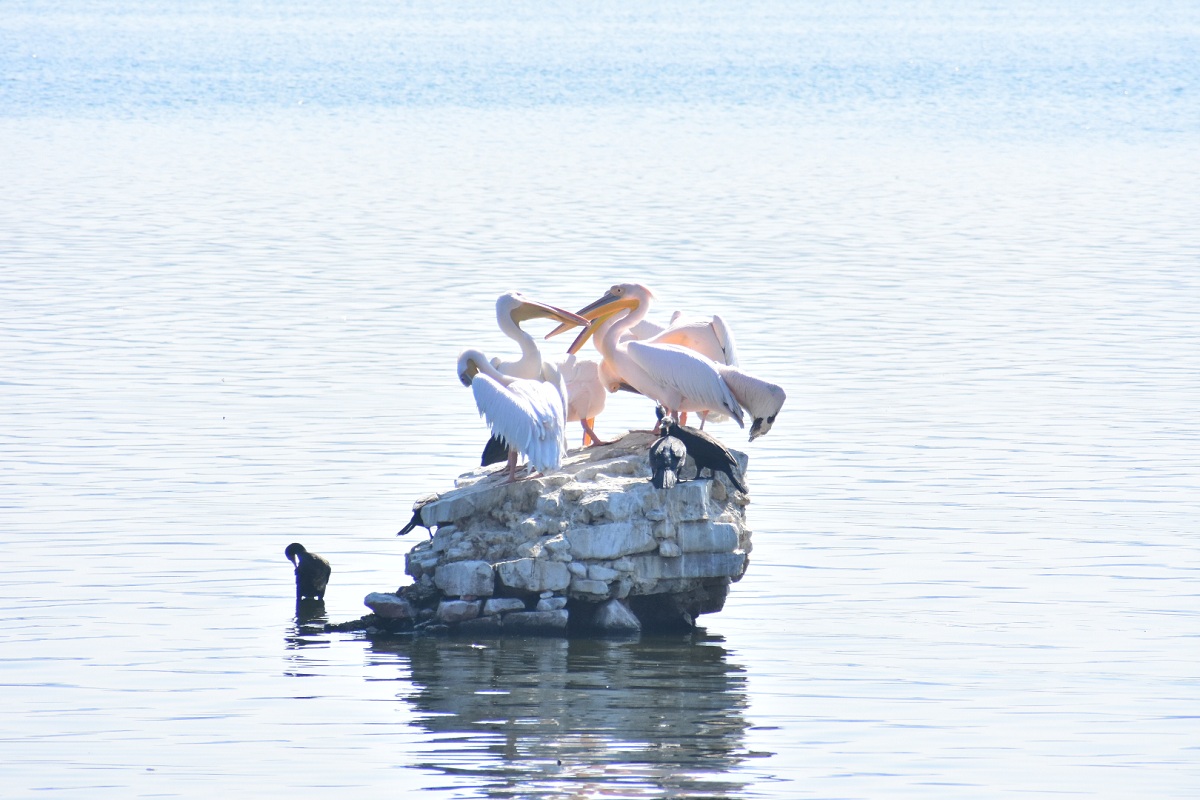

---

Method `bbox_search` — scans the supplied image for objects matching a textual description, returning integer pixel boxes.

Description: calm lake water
[2,1,1198,797]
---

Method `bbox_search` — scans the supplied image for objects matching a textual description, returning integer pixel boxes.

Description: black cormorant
[284,543,331,601]
[397,493,437,537]
[649,426,688,489]
[660,417,748,494]
[481,434,509,467]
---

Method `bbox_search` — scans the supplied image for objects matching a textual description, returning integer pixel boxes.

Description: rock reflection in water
[372,635,757,798]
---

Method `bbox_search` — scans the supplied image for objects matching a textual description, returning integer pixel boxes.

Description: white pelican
[642,310,738,367]
[457,349,568,481]
[491,292,590,380]
[556,352,624,446]
[567,283,744,430]
[686,365,786,441]
[554,310,737,367]
[487,291,621,447]
[546,304,738,427]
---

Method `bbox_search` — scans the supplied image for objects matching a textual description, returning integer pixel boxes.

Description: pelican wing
[492,373,567,474]
[619,318,666,342]
[644,314,738,366]
[709,314,738,366]
[625,341,745,427]
[471,374,536,454]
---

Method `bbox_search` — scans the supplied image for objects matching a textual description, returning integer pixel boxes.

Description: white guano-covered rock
[496,558,571,593]
[677,522,741,554]
[388,431,752,635]
[564,522,657,560]
[433,560,495,597]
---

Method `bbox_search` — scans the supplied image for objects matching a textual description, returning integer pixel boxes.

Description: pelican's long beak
[510,298,590,328]
[567,315,604,355]
[546,289,640,340]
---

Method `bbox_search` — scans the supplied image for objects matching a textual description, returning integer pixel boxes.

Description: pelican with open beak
[561,283,744,431]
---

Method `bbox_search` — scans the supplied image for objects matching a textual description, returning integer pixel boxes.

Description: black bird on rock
[660,415,748,494]
[397,493,438,537]
[481,434,509,467]
[284,543,332,601]
[649,425,688,489]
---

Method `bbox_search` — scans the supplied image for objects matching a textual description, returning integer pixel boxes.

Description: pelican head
[545,282,655,341]
[562,283,654,354]
[749,415,775,440]
[497,292,590,329]
[457,349,487,387]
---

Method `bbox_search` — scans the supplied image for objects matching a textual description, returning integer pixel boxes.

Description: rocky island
[351,430,753,637]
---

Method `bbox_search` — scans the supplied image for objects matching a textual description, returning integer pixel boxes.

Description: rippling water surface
[2,1,1198,797]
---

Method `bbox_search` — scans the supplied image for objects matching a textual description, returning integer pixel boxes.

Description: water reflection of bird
[649,425,688,489]
[660,416,748,494]
[379,636,753,796]
[285,543,332,601]
[565,283,744,429]
[458,349,569,481]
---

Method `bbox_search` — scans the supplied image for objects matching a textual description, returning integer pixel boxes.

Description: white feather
[645,313,738,366]
[574,284,745,428]
[625,341,745,426]
[459,349,568,475]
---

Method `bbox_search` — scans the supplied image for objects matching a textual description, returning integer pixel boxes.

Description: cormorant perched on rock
[481,434,508,467]
[660,416,748,494]
[285,543,331,601]
[649,425,688,490]
[398,494,438,537]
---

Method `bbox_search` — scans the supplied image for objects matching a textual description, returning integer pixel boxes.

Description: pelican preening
[458,349,569,482]
[710,366,786,440]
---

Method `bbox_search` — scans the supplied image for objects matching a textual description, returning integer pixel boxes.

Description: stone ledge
[359,430,752,637]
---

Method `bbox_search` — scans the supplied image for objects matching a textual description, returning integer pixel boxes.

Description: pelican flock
[454,283,786,482]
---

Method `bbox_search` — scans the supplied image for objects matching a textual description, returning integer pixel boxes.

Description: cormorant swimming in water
[660,416,748,494]
[284,543,331,601]
[649,424,688,490]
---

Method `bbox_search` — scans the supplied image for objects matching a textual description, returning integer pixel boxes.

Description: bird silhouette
[659,413,748,494]
[398,494,438,537]
[649,426,688,489]
[284,543,331,601]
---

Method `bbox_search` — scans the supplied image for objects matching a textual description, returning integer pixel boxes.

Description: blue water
[2,1,1198,798]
